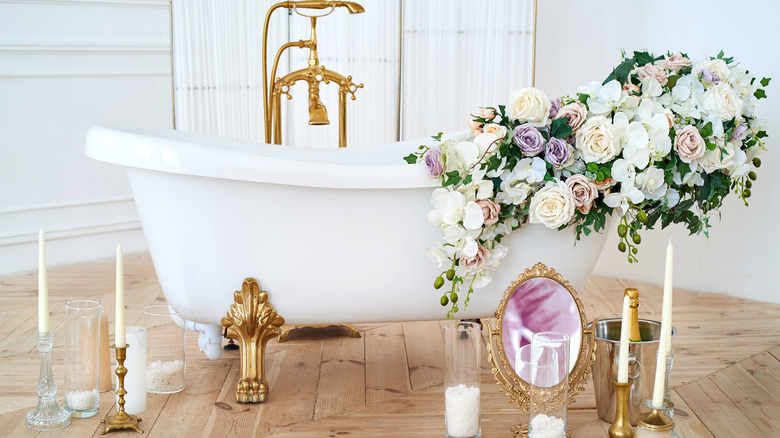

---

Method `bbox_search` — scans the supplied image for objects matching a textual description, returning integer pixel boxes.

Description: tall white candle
[662,238,674,353]
[617,295,631,383]
[38,229,49,334]
[116,244,126,348]
[652,326,668,408]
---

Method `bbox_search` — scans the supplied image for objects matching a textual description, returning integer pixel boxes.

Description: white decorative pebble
[529,413,565,438]
[445,384,480,437]
[146,359,185,392]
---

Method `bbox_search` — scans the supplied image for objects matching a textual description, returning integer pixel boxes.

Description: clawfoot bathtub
[86,126,611,401]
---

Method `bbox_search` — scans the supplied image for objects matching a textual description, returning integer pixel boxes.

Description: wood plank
[364,323,411,406]
[709,360,780,434]
[571,419,610,437]
[314,331,365,419]
[669,389,714,438]
[403,320,444,392]
[676,374,765,437]
[738,352,780,402]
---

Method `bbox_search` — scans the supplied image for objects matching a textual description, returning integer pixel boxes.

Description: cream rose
[695,140,738,174]
[528,182,576,229]
[506,87,551,127]
[674,125,706,163]
[566,174,598,214]
[693,59,731,83]
[476,198,500,226]
[633,63,668,86]
[459,245,491,271]
[701,82,742,121]
[659,53,692,71]
[556,102,588,132]
[575,116,620,164]
[483,123,508,139]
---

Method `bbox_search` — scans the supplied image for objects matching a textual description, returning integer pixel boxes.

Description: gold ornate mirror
[486,262,597,434]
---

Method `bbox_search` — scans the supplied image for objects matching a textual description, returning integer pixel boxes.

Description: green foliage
[403,153,418,164]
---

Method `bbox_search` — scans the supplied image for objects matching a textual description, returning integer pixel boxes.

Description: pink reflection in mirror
[501,277,581,377]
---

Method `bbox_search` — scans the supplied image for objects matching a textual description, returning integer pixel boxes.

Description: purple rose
[423,147,444,178]
[730,122,749,142]
[544,137,572,168]
[549,98,561,119]
[700,68,721,84]
[514,124,545,156]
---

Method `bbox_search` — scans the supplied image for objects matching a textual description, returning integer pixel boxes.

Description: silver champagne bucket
[588,318,677,425]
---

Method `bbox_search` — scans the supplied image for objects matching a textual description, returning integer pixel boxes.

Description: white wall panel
[0,0,170,274]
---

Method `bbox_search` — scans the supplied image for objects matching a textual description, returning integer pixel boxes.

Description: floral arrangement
[404,51,770,318]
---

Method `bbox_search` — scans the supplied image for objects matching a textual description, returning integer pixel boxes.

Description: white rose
[693,59,731,83]
[506,87,551,127]
[575,116,620,163]
[695,140,739,174]
[701,82,742,121]
[528,181,576,229]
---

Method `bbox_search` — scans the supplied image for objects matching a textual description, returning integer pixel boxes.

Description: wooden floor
[1,252,780,437]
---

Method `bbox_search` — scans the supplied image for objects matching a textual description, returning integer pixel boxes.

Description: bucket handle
[628,352,642,379]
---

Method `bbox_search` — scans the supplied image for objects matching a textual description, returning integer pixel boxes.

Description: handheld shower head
[286,1,364,14]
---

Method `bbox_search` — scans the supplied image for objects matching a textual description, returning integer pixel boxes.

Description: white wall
[536,0,780,303]
[0,0,171,274]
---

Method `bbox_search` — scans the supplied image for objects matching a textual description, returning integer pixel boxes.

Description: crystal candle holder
[26,331,71,431]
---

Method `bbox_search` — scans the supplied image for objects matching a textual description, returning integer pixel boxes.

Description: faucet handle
[343,76,364,100]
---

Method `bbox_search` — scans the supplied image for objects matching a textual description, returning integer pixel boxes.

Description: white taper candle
[116,244,126,348]
[662,238,674,353]
[617,295,631,383]
[38,230,49,334]
[652,324,668,408]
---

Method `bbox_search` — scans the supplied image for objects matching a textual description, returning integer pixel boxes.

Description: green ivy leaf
[578,93,589,104]
[549,117,572,139]
[442,171,461,187]
[603,57,636,85]
[754,89,767,99]
[403,153,418,164]
[760,77,771,87]
[705,140,718,151]
[462,174,473,185]
[634,51,655,67]
[431,132,443,141]
[756,130,769,139]
[699,122,713,137]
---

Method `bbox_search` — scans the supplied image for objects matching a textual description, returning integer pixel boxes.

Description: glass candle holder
[443,321,481,438]
[528,332,569,438]
[514,344,532,383]
[64,300,101,418]
[142,305,186,394]
[637,399,674,438]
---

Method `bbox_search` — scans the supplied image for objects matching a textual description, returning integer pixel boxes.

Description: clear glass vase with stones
[142,305,186,394]
[444,321,481,438]
[64,300,101,418]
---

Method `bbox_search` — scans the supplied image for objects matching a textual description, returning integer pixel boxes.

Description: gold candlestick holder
[101,345,143,434]
[608,378,635,438]
[637,405,675,437]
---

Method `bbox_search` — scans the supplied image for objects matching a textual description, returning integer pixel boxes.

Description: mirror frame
[486,262,597,412]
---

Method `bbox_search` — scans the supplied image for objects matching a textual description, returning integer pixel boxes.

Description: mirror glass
[500,277,582,380]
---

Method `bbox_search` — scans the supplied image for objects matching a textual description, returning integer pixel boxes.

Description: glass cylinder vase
[142,305,186,394]
[63,300,101,418]
[528,332,569,438]
[443,321,481,438]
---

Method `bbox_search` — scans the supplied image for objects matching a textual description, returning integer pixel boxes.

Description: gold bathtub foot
[221,278,285,403]
[277,323,361,342]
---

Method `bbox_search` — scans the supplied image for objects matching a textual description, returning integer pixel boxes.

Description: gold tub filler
[262,0,364,148]
[222,1,364,404]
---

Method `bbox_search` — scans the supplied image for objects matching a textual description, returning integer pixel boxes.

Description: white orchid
[611,158,637,184]
[443,141,480,173]
[635,166,667,200]
[604,182,645,215]
[512,157,547,184]
[496,180,532,205]
[585,80,629,115]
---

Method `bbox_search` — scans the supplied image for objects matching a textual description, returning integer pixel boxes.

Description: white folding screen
[171,0,534,147]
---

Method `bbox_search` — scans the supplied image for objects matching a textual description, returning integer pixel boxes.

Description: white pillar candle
[662,238,674,353]
[617,295,631,383]
[120,325,147,414]
[116,244,126,348]
[38,230,49,334]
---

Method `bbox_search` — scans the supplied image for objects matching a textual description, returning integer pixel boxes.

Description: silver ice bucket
[588,318,677,425]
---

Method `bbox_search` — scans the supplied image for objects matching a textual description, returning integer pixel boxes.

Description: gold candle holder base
[608,378,635,438]
[101,345,143,434]
[637,405,675,437]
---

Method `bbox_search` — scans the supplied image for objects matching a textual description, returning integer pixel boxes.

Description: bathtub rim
[86,126,444,190]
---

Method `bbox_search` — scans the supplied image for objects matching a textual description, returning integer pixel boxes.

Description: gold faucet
[262,1,364,148]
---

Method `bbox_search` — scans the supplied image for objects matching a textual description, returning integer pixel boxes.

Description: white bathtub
[86,126,610,345]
